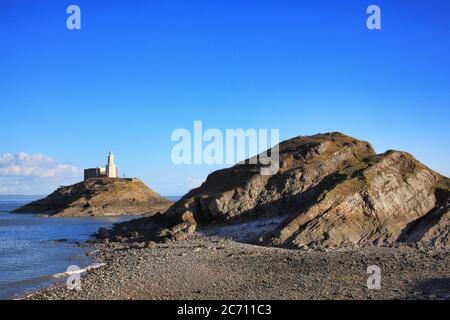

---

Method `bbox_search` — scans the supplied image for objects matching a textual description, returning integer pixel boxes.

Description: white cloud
[0,152,80,178]
[0,153,82,195]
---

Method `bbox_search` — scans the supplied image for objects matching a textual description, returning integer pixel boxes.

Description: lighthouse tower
[106,151,118,178]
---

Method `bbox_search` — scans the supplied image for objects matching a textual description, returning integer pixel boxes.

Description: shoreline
[27,234,450,300]
[0,209,143,300]
[12,242,97,300]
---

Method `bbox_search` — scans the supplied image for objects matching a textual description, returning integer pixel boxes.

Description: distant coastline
[0,195,47,199]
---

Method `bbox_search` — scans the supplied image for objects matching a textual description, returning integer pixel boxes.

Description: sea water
[0,195,165,299]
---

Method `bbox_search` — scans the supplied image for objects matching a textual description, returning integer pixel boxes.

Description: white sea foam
[52,263,106,278]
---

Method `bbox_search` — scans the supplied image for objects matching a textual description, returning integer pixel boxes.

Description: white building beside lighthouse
[84,151,119,180]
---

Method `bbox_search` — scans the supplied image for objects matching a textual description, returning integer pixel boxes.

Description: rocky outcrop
[100,132,449,250]
[12,178,173,217]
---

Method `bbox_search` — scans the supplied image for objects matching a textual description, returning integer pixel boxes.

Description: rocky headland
[99,132,449,250]
[12,178,173,217]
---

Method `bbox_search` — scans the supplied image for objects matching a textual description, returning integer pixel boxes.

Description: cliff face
[12,178,173,217]
[102,132,449,250]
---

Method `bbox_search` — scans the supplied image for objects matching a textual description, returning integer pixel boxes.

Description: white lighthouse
[105,151,118,178]
[83,151,119,180]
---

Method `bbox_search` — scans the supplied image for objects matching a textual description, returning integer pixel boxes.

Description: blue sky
[0,0,449,195]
